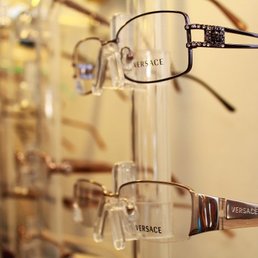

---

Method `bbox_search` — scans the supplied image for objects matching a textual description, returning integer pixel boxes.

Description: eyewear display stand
[124,1,176,257]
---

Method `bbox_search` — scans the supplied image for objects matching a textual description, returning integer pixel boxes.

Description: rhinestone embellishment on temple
[185,24,225,48]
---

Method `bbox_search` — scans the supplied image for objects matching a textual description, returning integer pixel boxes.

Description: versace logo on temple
[226,200,258,219]
[231,206,258,215]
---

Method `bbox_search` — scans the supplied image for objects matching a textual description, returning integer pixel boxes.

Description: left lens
[119,181,192,242]
[74,180,105,227]
[74,38,102,94]
[116,11,190,83]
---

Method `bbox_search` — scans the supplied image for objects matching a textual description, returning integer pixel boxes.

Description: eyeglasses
[71,41,236,112]
[72,10,258,96]
[73,176,258,250]
[71,39,236,113]
[208,0,247,31]
[15,150,112,180]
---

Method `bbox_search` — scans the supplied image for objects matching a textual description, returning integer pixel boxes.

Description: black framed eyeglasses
[72,10,258,95]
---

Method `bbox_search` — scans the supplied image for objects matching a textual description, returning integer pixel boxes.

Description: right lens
[119,181,192,242]
[74,180,105,227]
[116,11,190,83]
[74,38,102,94]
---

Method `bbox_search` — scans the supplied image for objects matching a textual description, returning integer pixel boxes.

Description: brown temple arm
[209,0,247,31]
[15,150,112,175]
[62,117,107,150]
[53,0,110,26]
[60,159,112,174]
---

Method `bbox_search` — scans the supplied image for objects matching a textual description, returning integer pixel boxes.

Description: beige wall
[2,0,258,257]
[59,1,258,257]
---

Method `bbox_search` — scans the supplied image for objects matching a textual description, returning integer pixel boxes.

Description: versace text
[133,58,164,68]
[231,206,258,215]
[135,224,162,234]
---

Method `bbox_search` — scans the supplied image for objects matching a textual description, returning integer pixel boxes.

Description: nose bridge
[104,191,118,203]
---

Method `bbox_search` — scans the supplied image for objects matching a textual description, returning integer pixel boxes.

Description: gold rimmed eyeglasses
[73,162,258,250]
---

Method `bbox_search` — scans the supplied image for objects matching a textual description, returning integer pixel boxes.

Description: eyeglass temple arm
[209,0,247,31]
[186,25,258,49]
[71,37,99,80]
[221,198,258,230]
[181,73,235,112]
[62,117,107,149]
[53,0,110,26]
[190,193,258,236]
[15,150,112,176]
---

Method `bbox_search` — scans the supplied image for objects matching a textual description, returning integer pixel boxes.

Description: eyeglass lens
[119,181,192,242]
[74,38,102,94]
[117,12,189,83]
[74,180,105,227]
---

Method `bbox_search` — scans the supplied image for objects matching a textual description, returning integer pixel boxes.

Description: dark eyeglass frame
[72,10,258,89]
[72,37,236,112]
[116,10,258,84]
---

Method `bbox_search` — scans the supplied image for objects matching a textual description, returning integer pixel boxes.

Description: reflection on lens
[74,180,105,227]
[77,64,95,80]
[119,181,192,242]
[117,12,189,83]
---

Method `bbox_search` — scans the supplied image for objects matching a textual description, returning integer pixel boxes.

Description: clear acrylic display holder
[111,5,174,258]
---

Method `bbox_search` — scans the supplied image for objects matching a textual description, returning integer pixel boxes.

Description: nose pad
[120,47,134,72]
[125,201,138,222]
[120,201,138,240]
